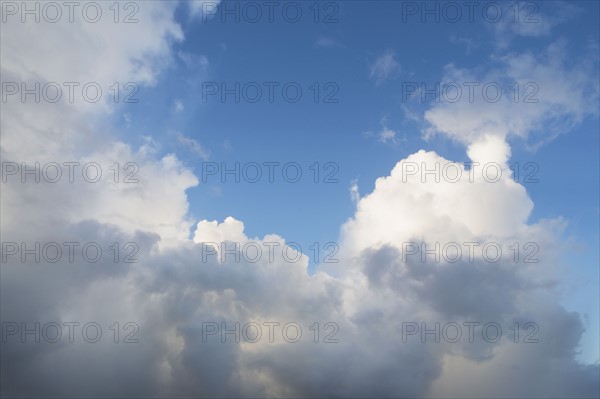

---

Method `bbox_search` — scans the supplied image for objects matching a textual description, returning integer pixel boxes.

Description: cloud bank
[1,2,598,398]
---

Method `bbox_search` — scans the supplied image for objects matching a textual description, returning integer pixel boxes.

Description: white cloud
[422,40,599,149]
[187,0,222,21]
[340,149,532,258]
[193,217,248,245]
[365,116,406,146]
[490,1,581,49]
[1,2,597,398]
[369,50,401,85]
[177,51,210,70]
[450,34,478,55]
[315,37,339,48]
[175,132,210,160]
[349,180,360,204]
[174,99,185,113]
[0,1,184,163]
[0,2,196,247]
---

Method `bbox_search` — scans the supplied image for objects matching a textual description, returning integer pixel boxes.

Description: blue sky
[110,0,600,364]
[120,4,596,225]
[2,1,599,396]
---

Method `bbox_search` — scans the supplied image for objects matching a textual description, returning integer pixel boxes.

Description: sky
[1,0,599,397]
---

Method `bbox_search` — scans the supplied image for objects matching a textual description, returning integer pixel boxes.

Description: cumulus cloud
[423,40,599,149]
[332,144,596,398]
[0,1,184,162]
[340,149,532,257]
[1,2,598,398]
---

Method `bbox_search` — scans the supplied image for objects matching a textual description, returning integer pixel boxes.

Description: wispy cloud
[315,36,340,48]
[450,34,479,55]
[369,49,401,85]
[173,99,185,113]
[365,116,406,146]
[177,51,209,70]
[175,132,210,160]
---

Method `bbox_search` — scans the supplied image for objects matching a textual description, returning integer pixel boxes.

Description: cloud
[0,1,184,163]
[369,50,401,85]
[1,2,598,398]
[422,40,599,150]
[489,1,581,49]
[449,34,478,55]
[334,146,597,398]
[349,179,360,204]
[364,116,406,146]
[177,51,210,70]
[0,2,196,247]
[187,0,223,21]
[174,99,185,113]
[175,132,210,160]
[339,149,532,258]
[315,37,339,48]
